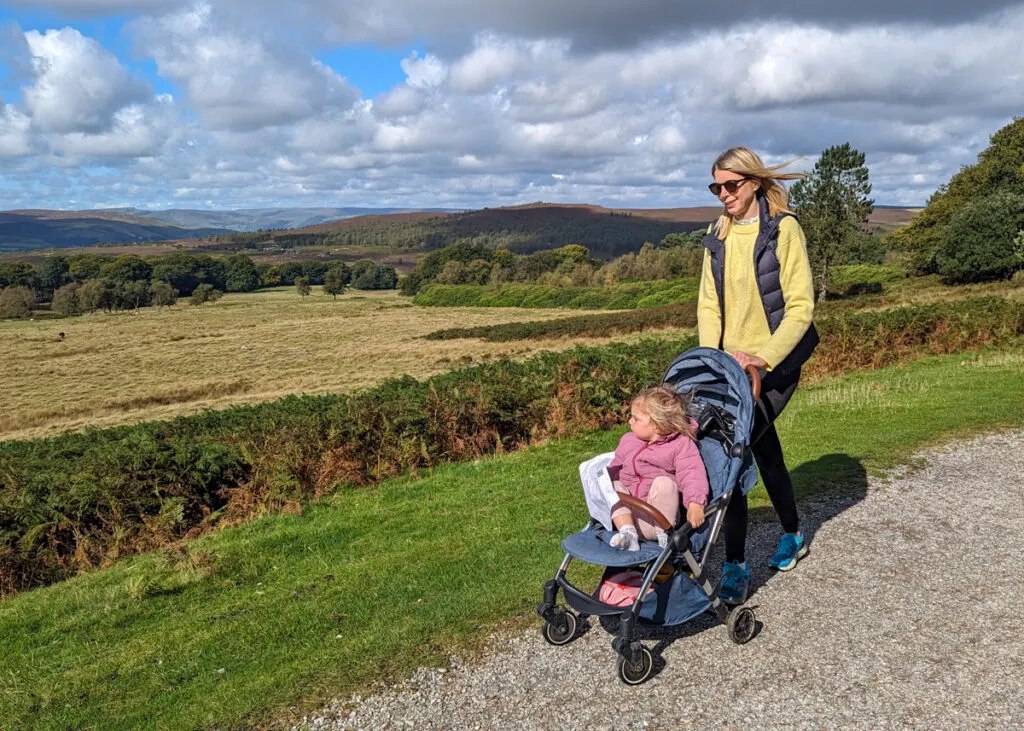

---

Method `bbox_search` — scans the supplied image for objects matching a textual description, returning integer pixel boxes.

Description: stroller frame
[537,350,762,684]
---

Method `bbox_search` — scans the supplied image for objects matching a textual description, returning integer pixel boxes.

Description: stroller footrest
[561,528,663,566]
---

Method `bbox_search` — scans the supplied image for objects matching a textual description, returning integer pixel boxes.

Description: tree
[790,143,874,302]
[151,280,178,309]
[934,192,1024,283]
[0,286,36,319]
[295,276,311,297]
[322,267,346,299]
[122,280,151,312]
[225,254,260,292]
[190,283,221,306]
[886,117,1024,273]
[99,255,152,284]
[51,283,81,316]
[39,256,71,297]
[67,253,105,282]
[77,278,116,312]
[0,262,39,291]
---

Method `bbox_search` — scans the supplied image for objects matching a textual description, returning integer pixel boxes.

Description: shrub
[826,264,907,298]
[190,283,222,306]
[0,286,36,319]
[936,192,1024,284]
[51,283,81,316]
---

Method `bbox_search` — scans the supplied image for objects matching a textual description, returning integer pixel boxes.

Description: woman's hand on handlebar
[732,351,767,370]
[686,502,705,529]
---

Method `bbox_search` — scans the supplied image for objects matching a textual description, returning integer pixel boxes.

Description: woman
[697,147,819,605]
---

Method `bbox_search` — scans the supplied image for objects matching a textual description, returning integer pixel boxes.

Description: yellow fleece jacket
[697,216,815,370]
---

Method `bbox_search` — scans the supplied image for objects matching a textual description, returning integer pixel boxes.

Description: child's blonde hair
[632,385,695,439]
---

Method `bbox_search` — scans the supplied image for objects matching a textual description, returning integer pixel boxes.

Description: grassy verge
[2,345,1023,729]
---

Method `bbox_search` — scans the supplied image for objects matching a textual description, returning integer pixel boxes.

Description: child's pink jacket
[607,424,709,508]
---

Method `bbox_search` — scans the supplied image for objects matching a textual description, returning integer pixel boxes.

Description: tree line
[0,251,398,319]
[883,116,1024,283]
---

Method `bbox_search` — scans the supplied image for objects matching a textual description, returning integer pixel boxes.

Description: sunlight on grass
[1,345,1022,729]
[0,289,670,441]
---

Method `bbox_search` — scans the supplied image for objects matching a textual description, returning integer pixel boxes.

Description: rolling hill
[0,210,231,252]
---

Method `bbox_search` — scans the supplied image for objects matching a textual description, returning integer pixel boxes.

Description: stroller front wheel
[616,645,654,685]
[542,610,578,646]
[727,606,757,644]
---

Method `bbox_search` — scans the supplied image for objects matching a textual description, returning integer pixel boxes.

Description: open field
[1,346,1021,730]
[0,289,692,442]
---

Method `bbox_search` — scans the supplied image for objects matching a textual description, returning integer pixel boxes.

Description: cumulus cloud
[1,1,1022,210]
[23,27,151,134]
[0,104,32,157]
[132,3,359,131]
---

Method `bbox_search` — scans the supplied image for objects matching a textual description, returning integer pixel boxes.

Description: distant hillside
[216,203,714,259]
[0,203,919,257]
[216,202,919,259]
[117,207,461,232]
[0,210,231,252]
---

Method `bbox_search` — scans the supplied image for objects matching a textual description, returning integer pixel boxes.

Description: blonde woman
[698,147,819,604]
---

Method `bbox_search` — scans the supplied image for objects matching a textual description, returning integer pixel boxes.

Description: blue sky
[1,0,1022,211]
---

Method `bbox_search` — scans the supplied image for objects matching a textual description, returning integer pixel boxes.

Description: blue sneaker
[719,560,749,605]
[770,531,808,571]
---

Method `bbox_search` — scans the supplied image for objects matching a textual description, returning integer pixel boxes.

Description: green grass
[2,346,1023,729]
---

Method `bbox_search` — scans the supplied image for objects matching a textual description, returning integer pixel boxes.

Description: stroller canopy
[662,346,758,500]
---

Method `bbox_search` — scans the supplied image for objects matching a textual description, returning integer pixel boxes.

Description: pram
[536,346,763,685]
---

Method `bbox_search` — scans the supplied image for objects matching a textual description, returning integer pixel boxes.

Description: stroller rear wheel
[542,610,578,646]
[616,645,654,685]
[727,606,757,644]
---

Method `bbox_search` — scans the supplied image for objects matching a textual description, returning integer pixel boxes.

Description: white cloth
[578,451,621,530]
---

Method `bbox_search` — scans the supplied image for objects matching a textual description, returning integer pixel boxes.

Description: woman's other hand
[686,503,705,529]
[732,350,767,370]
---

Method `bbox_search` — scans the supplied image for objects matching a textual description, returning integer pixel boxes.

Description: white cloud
[23,27,150,134]
[1,3,1022,210]
[132,3,358,131]
[0,104,32,157]
[400,52,448,89]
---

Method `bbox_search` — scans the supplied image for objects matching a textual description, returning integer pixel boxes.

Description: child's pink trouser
[611,476,679,539]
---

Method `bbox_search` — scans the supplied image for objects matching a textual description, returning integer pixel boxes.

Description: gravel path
[301,431,1024,730]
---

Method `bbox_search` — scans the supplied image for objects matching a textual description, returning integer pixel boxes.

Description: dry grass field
[0,289,692,442]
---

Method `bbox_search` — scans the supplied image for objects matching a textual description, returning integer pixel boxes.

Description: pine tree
[790,143,874,301]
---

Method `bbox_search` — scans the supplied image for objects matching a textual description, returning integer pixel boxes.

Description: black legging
[724,370,800,563]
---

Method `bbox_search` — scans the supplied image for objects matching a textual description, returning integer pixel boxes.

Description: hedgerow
[423,303,698,341]
[412,279,699,309]
[1,296,1021,595]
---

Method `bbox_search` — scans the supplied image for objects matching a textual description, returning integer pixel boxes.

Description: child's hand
[686,503,705,529]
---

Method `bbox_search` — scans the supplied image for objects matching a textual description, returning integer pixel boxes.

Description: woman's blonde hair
[632,385,694,439]
[712,147,805,239]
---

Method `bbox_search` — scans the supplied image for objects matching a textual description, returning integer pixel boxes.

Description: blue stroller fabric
[559,346,760,628]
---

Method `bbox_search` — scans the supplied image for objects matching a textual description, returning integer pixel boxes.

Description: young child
[608,385,709,550]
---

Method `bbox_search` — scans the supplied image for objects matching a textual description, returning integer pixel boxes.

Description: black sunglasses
[708,178,750,196]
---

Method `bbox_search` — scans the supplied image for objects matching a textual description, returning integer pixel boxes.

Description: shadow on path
[596,453,870,671]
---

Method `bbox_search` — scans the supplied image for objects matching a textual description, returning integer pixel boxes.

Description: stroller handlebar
[611,494,673,531]
[744,364,762,401]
